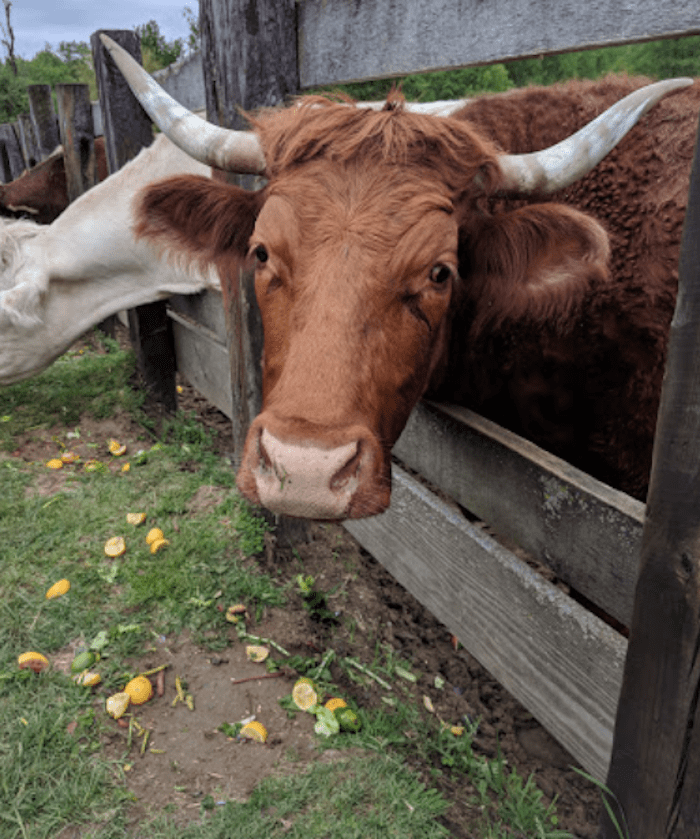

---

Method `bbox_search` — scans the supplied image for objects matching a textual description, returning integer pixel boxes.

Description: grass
[0,331,579,838]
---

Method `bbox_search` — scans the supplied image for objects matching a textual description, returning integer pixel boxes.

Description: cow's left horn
[99,34,266,174]
[497,78,693,194]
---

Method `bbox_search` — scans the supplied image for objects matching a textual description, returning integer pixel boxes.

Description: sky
[4,0,194,60]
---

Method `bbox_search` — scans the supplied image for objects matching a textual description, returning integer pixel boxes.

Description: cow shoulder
[460,202,610,337]
[135,174,264,263]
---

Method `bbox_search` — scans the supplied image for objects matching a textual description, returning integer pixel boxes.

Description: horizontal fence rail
[298,0,700,86]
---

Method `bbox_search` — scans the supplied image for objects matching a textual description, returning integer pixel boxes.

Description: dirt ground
[14,332,602,837]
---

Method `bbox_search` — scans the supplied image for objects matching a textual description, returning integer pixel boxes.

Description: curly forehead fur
[247,91,504,196]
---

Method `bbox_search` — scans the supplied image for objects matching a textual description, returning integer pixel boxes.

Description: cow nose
[237,422,390,520]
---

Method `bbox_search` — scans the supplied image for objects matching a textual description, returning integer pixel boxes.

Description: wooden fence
[21,4,700,834]
[166,4,700,836]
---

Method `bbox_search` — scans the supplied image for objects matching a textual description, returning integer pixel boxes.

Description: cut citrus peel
[45,578,70,599]
[104,536,126,557]
[126,512,146,526]
[105,692,130,719]
[124,675,153,705]
[108,439,127,456]
[149,538,169,554]
[45,458,63,469]
[246,645,269,663]
[146,527,164,545]
[18,651,49,673]
[292,677,318,712]
[239,720,268,743]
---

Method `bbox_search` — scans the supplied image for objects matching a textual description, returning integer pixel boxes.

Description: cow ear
[461,203,610,337]
[135,174,264,262]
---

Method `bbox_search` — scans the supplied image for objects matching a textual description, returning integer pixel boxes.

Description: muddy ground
[16,331,602,837]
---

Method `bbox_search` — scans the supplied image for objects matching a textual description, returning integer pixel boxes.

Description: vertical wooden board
[602,111,700,838]
[200,0,297,457]
[169,290,228,345]
[92,29,176,408]
[27,85,60,159]
[0,123,24,180]
[55,84,98,203]
[16,114,38,168]
[394,401,643,626]
[170,314,233,418]
[346,464,626,781]
[90,30,153,174]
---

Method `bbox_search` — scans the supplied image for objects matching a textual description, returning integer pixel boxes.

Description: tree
[0,0,17,76]
[182,5,200,54]
[135,20,183,71]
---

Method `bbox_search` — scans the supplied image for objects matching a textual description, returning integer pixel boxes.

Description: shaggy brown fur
[136,77,700,503]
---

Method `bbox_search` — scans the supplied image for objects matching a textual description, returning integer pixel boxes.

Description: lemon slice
[126,512,146,526]
[246,645,269,663]
[75,670,101,687]
[149,538,169,554]
[45,578,70,599]
[45,458,63,469]
[292,677,318,711]
[240,721,268,743]
[17,651,49,673]
[104,536,126,557]
[124,675,153,705]
[106,691,130,719]
[324,697,347,713]
[146,527,164,545]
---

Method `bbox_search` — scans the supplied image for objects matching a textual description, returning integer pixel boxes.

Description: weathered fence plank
[298,0,700,87]
[168,305,233,418]
[601,109,700,839]
[200,0,297,458]
[395,402,644,627]
[0,123,24,181]
[92,29,177,407]
[27,84,60,159]
[345,463,626,781]
[55,84,99,203]
[16,114,39,169]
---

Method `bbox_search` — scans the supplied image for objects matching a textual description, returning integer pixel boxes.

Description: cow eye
[254,245,269,264]
[430,264,453,285]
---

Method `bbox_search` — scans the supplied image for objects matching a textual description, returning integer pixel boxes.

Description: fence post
[0,123,24,181]
[199,0,297,448]
[54,84,98,203]
[199,0,306,543]
[27,84,60,160]
[16,114,39,168]
[91,29,177,411]
[601,113,700,837]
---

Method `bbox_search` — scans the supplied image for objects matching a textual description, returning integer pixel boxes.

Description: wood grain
[298,0,700,87]
[394,402,644,626]
[346,463,626,781]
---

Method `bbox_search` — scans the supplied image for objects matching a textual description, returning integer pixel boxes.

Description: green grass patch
[0,334,139,451]
[144,753,449,839]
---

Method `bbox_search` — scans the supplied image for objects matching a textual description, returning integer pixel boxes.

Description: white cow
[0,134,215,384]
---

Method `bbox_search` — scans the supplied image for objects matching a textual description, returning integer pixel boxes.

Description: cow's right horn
[497,77,693,194]
[99,34,266,175]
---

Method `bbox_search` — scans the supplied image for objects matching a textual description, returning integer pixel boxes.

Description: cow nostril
[329,441,362,491]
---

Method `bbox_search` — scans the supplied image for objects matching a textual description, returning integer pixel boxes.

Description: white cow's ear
[461,203,610,338]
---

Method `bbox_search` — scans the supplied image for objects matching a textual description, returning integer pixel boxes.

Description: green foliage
[136,20,184,72]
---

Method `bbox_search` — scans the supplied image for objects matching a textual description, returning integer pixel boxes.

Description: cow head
[101,35,690,520]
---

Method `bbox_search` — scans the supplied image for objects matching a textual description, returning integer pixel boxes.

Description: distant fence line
[0,50,205,182]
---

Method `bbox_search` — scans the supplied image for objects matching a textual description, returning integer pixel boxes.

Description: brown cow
[0,137,108,224]
[102,35,697,516]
